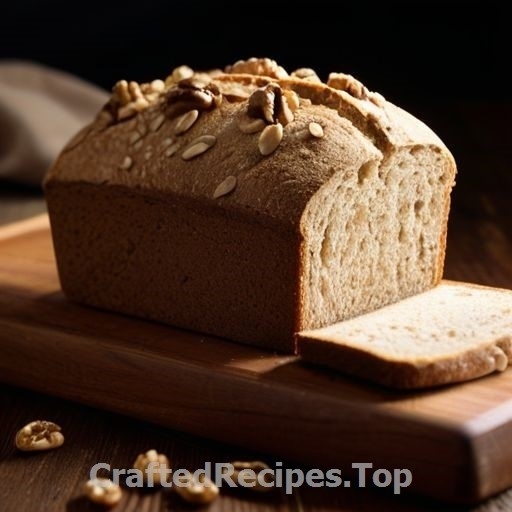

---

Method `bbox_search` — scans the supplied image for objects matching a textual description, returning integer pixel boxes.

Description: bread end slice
[297,281,512,389]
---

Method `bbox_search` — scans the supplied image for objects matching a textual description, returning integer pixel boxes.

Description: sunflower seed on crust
[258,123,283,156]
[174,109,199,134]
[238,117,266,134]
[181,143,210,160]
[309,122,324,138]
[188,135,217,147]
[119,156,133,170]
[181,135,216,160]
[213,175,237,199]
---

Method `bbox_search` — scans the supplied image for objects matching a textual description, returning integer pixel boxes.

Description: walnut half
[164,78,221,119]
[133,449,170,486]
[226,57,288,79]
[15,420,64,452]
[111,79,165,121]
[247,83,295,126]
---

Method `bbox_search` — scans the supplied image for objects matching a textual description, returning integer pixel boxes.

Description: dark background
[0,1,508,106]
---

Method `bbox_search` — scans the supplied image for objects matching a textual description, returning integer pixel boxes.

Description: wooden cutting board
[1,214,512,506]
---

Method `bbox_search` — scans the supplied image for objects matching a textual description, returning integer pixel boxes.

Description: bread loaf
[44,58,457,353]
[298,281,512,388]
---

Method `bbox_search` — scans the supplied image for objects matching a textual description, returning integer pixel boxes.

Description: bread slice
[297,281,512,389]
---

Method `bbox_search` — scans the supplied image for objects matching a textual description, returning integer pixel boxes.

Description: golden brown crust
[300,335,512,389]
[45,181,300,352]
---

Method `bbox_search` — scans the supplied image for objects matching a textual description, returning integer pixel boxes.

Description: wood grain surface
[0,103,511,512]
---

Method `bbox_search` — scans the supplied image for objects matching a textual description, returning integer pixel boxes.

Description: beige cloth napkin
[0,60,108,186]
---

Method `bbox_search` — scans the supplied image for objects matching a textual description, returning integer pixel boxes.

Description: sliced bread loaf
[297,281,512,389]
[44,57,456,353]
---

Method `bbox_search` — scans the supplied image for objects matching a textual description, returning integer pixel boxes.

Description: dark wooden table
[0,102,511,511]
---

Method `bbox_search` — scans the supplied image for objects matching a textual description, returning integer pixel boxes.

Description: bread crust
[45,181,300,352]
[300,335,512,389]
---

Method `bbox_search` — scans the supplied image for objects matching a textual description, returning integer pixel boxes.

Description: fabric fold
[0,60,108,186]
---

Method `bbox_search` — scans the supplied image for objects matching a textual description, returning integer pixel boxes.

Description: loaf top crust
[45,58,455,229]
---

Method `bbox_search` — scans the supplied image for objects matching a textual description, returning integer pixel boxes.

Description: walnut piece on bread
[226,57,288,79]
